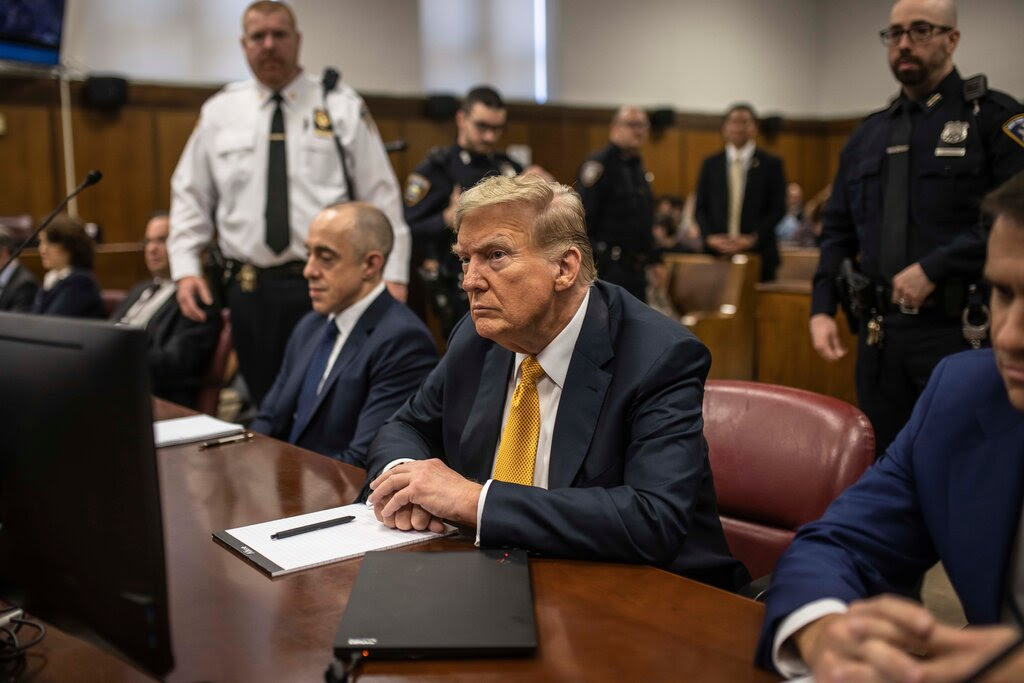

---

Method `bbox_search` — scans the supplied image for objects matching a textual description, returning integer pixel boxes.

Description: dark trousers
[855,311,969,457]
[226,276,311,406]
[599,262,647,303]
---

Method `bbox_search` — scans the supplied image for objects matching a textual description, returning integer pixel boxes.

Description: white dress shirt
[42,266,72,291]
[168,71,410,284]
[473,288,592,541]
[726,140,757,175]
[317,281,386,394]
[118,280,176,328]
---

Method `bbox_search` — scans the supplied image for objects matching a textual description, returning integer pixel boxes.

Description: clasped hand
[795,595,1022,682]
[367,459,482,533]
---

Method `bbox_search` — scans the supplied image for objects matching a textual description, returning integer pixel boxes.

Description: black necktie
[265,92,290,254]
[880,102,912,281]
[289,320,340,442]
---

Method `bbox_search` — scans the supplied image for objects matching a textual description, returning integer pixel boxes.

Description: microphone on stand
[0,170,103,279]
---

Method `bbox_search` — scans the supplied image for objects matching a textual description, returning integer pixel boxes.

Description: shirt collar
[329,281,386,339]
[726,141,756,164]
[43,266,72,291]
[258,69,306,106]
[514,287,591,390]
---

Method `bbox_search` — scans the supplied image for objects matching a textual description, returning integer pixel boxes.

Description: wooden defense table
[18,400,778,682]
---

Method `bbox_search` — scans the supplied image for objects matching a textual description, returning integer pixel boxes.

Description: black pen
[271,515,356,540]
[199,432,253,450]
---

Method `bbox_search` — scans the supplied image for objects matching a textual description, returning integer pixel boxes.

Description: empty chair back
[703,380,875,579]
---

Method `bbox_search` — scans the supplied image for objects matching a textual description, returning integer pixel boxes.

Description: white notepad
[213,503,457,577]
[153,414,244,448]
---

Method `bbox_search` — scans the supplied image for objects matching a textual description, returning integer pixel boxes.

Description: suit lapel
[294,292,391,439]
[458,344,514,482]
[951,399,1024,620]
[548,287,614,489]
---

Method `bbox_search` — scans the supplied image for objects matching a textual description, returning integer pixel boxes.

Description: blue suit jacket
[756,349,1024,671]
[366,281,749,590]
[250,290,437,468]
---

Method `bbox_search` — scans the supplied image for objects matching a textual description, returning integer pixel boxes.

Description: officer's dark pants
[226,274,311,406]
[855,311,968,457]
[599,261,647,303]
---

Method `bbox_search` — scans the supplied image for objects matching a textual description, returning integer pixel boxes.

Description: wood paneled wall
[1,74,859,254]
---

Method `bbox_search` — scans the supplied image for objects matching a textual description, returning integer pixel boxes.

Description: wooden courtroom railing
[755,280,858,405]
[662,253,760,381]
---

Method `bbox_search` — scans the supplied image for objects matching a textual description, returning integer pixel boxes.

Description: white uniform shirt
[168,71,410,284]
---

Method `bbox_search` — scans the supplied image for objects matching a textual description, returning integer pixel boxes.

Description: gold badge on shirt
[313,108,333,137]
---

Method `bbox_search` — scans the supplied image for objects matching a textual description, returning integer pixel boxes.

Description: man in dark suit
[366,174,748,591]
[755,170,1024,680]
[0,226,38,312]
[113,213,221,409]
[251,203,437,467]
[695,103,786,281]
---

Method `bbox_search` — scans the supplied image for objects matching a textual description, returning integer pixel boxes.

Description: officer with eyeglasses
[809,0,1024,456]
[403,85,552,338]
[575,106,656,302]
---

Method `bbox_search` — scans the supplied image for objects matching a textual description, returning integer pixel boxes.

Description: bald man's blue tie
[289,319,339,443]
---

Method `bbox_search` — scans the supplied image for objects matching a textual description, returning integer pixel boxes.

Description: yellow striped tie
[493,356,545,486]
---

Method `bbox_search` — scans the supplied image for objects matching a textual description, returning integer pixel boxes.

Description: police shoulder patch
[580,160,604,187]
[404,173,431,207]
[1003,113,1024,149]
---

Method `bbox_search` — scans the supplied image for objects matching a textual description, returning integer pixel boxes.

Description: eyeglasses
[878,22,953,47]
[471,120,505,135]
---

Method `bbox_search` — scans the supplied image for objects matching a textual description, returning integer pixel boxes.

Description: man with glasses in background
[404,85,551,337]
[809,0,1024,455]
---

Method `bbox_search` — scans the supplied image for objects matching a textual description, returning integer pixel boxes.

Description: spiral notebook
[213,503,456,577]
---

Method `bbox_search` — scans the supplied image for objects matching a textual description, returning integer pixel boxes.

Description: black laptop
[333,549,537,659]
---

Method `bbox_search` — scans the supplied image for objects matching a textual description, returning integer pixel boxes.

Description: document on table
[153,414,244,448]
[213,503,457,577]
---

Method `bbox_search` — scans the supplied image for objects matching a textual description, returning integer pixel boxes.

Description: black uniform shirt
[576,143,655,262]
[403,143,522,263]
[812,68,1024,316]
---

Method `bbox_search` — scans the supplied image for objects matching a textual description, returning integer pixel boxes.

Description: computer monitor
[0,312,173,676]
[0,0,66,66]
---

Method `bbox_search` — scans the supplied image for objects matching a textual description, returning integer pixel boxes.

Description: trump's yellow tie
[493,356,545,486]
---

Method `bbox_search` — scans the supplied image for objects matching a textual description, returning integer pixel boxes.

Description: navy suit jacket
[251,290,438,468]
[31,268,105,318]
[366,281,749,590]
[112,281,221,409]
[756,349,1024,671]
[0,262,39,312]
[694,148,785,281]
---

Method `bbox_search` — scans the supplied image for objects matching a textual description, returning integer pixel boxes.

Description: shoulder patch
[404,173,431,207]
[1003,113,1024,149]
[580,160,604,188]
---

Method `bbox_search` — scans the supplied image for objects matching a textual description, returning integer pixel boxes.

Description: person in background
[168,0,411,407]
[0,225,39,312]
[808,0,1024,455]
[112,212,221,409]
[695,103,786,281]
[31,215,104,319]
[576,106,656,302]
[775,183,805,244]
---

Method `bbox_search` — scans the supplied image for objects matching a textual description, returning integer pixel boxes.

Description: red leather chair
[195,308,233,416]
[703,380,875,580]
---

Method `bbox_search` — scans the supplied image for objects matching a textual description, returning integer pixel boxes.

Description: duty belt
[224,259,305,293]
